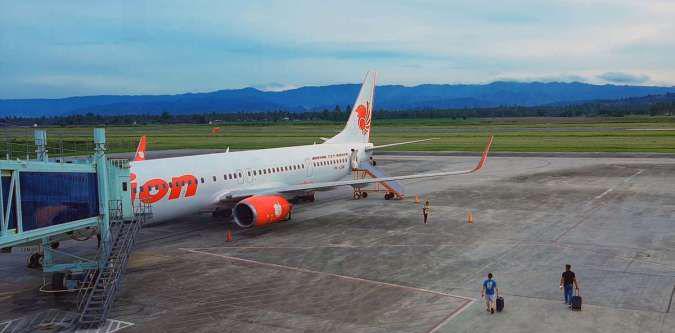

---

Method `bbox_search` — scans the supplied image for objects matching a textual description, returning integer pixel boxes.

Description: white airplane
[129,71,493,227]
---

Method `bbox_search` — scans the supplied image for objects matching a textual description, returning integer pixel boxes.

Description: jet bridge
[0,128,150,329]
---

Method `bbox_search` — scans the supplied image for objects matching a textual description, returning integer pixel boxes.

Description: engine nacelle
[232,195,292,228]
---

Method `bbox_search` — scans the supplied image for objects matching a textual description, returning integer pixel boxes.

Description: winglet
[134,135,147,161]
[472,135,494,172]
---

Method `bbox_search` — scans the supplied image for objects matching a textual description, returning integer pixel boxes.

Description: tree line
[2,96,673,126]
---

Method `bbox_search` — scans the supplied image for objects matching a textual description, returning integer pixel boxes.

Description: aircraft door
[245,168,254,183]
[305,158,313,178]
[350,149,359,169]
[237,169,245,184]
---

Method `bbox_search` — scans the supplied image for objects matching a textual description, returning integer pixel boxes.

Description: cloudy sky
[1,0,673,98]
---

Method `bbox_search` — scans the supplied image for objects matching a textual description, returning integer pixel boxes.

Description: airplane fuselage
[130,143,372,222]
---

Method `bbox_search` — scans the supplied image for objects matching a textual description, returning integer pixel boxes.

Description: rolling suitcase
[496,296,504,312]
[570,291,582,311]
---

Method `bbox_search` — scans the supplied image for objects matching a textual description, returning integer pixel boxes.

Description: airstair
[75,202,151,329]
[352,162,405,200]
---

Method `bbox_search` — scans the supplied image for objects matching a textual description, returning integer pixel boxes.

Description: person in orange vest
[422,200,431,224]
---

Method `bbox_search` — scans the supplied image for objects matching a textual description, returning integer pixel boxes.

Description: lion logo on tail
[356,102,372,135]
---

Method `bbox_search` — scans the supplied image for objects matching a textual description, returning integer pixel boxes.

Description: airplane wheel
[27,253,42,269]
[361,192,368,199]
[353,192,361,200]
[384,193,391,200]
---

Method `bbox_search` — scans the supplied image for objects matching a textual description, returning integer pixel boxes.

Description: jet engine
[232,195,292,228]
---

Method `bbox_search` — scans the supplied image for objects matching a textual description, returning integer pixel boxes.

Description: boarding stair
[352,162,405,200]
[75,201,151,329]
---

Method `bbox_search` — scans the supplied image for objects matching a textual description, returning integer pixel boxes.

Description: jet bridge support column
[94,128,112,268]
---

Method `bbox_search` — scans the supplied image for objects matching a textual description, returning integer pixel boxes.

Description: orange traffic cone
[226,229,233,242]
[414,194,420,204]
[467,211,474,224]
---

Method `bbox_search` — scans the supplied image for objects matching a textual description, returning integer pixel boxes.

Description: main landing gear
[292,193,315,203]
[354,190,399,200]
[212,208,232,218]
[300,193,316,202]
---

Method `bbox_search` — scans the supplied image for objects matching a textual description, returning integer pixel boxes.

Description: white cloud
[0,0,674,98]
[252,83,300,92]
[597,72,650,84]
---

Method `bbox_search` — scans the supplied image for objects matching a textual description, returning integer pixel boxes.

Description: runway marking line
[554,168,643,242]
[427,298,473,333]
[593,188,613,200]
[194,244,447,250]
[624,169,643,182]
[181,247,475,332]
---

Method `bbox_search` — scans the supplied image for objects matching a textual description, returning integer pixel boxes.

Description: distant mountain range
[2,81,675,117]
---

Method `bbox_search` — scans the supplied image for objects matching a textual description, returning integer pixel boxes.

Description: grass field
[2,116,675,157]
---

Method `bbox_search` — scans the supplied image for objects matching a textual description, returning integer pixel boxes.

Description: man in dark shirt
[422,200,430,224]
[560,264,579,306]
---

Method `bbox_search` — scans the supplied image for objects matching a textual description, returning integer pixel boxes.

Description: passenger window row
[136,161,310,193]
[250,164,304,176]
[314,158,348,167]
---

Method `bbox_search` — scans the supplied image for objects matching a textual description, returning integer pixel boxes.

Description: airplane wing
[218,135,493,201]
[366,138,438,150]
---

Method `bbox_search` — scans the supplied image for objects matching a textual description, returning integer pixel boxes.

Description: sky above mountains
[1,0,674,99]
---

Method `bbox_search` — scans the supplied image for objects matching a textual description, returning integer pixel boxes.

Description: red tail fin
[325,71,376,144]
[134,136,147,161]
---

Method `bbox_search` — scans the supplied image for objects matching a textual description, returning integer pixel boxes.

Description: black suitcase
[570,292,582,311]
[496,296,504,312]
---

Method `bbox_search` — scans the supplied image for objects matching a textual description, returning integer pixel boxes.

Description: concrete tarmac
[1,155,675,332]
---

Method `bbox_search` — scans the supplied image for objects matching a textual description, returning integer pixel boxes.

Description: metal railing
[109,200,124,222]
[75,202,150,328]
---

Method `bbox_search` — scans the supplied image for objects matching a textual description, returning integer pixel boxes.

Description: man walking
[482,273,499,314]
[422,200,431,224]
[560,264,579,306]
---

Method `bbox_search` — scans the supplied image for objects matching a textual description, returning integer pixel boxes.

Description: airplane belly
[146,195,209,222]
